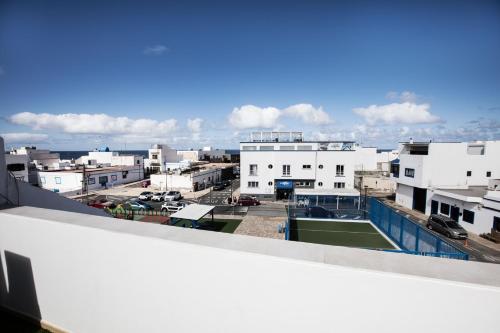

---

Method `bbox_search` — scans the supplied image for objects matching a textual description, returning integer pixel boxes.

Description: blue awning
[276,180,294,189]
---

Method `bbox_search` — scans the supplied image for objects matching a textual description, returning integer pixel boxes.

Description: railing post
[399,216,404,249]
[415,226,420,252]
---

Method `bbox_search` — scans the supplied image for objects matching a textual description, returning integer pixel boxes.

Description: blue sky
[1,0,499,150]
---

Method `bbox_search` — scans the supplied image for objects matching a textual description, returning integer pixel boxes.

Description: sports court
[288,218,397,250]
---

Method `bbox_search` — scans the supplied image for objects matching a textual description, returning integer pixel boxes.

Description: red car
[141,180,151,188]
[237,196,260,206]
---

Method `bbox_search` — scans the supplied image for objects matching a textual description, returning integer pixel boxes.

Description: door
[450,206,460,222]
[431,200,438,215]
[412,187,427,213]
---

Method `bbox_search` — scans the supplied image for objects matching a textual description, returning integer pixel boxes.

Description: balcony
[1,206,499,332]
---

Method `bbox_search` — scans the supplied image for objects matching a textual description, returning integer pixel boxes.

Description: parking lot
[198,179,240,205]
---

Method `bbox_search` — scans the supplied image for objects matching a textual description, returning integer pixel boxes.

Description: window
[99,176,108,185]
[111,174,117,181]
[7,163,25,172]
[334,182,345,189]
[268,164,273,169]
[336,165,344,176]
[462,209,475,224]
[122,171,128,179]
[440,202,450,216]
[318,182,323,187]
[152,154,158,159]
[302,165,311,169]
[249,164,258,176]
[486,171,491,177]
[248,181,259,188]
[137,160,140,165]
[87,177,95,185]
[55,177,61,184]
[40,176,46,184]
[242,146,257,151]
[466,171,472,177]
[282,165,290,176]
[259,146,274,151]
[404,168,415,178]
[268,181,273,186]
[318,164,323,169]
[297,145,312,150]
[279,145,295,150]
[494,217,500,232]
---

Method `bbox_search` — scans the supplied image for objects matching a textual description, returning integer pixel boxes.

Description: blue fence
[370,198,469,260]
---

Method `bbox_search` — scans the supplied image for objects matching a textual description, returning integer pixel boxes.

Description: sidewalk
[378,196,500,263]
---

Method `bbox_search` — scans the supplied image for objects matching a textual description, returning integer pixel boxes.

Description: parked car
[161,201,189,213]
[164,191,182,201]
[88,199,114,209]
[151,192,167,202]
[141,180,151,188]
[125,200,154,211]
[138,191,154,201]
[213,182,225,191]
[222,180,231,187]
[426,214,468,239]
[237,196,260,206]
[305,206,332,218]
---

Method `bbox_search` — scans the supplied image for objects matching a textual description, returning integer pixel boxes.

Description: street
[198,179,240,205]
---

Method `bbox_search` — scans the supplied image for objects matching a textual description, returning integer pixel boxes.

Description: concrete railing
[1,206,500,333]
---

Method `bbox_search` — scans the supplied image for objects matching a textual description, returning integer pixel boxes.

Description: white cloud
[143,45,169,55]
[1,132,49,143]
[283,104,331,125]
[187,118,203,133]
[9,112,178,136]
[228,103,332,129]
[353,102,440,125]
[228,105,282,129]
[386,90,418,103]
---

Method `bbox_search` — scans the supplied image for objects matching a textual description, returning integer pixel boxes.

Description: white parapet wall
[1,207,500,333]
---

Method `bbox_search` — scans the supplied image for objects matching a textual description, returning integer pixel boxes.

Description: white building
[5,153,29,182]
[240,131,377,200]
[177,148,230,162]
[7,146,62,184]
[38,165,143,196]
[392,141,500,234]
[78,149,144,175]
[150,164,236,191]
[377,149,399,173]
[144,144,178,174]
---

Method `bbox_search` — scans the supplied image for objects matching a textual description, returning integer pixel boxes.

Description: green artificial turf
[289,219,395,250]
[172,218,242,233]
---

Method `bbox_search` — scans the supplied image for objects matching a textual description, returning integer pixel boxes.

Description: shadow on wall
[0,251,42,331]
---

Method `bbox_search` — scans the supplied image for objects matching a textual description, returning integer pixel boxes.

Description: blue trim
[276,180,294,189]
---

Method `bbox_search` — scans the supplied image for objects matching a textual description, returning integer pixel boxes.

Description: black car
[427,214,468,239]
[213,182,225,191]
[305,206,332,218]
[222,180,231,187]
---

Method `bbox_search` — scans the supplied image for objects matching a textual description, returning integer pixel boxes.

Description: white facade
[144,144,178,173]
[394,141,500,234]
[240,133,373,199]
[38,165,143,195]
[7,146,62,184]
[377,149,399,173]
[151,168,222,191]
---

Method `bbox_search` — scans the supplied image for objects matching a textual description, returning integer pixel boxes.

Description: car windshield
[154,192,162,195]
[445,221,461,229]
[167,191,175,195]
[140,192,150,195]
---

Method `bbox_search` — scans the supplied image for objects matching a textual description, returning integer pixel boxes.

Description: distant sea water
[55,150,149,160]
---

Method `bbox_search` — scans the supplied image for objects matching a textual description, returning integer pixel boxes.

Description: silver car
[427,214,468,239]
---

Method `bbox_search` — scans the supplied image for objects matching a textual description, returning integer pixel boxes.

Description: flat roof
[295,188,360,196]
[39,165,139,174]
[170,203,215,220]
[434,186,488,202]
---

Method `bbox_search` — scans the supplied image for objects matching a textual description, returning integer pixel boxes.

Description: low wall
[1,207,500,333]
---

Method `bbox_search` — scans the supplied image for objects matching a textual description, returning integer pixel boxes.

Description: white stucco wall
[1,207,500,333]
[395,183,414,209]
